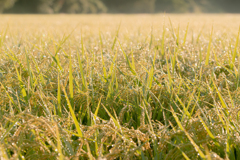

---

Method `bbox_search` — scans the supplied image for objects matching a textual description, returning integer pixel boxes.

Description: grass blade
[166,50,172,91]
[161,24,166,55]
[205,27,213,66]
[62,87,83,137]
[55,123,64,160]
[77,48,87,91]
[198,116,216,140]
[14,64,27,102]
[57,72,62,116]
[112,23,121,50]
[171,107,205,159]
[183,22,189,46]
[101,103,121,131]
[99,31,108,81]
[212,77,228,109]
[0,144,9,160]
[148,50,157,89]
[231,26,240,69]
[69,52,74,106]
[168,17,176,40]
[0,118,20,142]
[119,41,136,75]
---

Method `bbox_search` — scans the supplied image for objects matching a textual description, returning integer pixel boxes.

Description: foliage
[2,0,107,13]
[1,14,240,159]
[0,0,17,13]
[1,0,240,13]
[102,0,155,13]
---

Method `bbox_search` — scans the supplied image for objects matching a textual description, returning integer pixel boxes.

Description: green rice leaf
[171,107,205,159]
[62,87,83,137]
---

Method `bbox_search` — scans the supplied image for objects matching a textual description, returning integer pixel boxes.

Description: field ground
[1,14,240,159]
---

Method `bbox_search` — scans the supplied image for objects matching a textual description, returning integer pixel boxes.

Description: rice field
[1,14,240,159]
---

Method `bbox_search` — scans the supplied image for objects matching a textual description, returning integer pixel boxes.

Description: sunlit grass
[1,14,240,159]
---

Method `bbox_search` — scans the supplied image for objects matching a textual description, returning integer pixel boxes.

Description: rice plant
[0,14,240,160]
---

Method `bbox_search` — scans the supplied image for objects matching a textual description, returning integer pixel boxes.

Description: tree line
[0,0,240,14]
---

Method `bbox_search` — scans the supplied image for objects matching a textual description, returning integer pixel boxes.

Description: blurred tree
[59,0,107,13]
[220,0,240,13]
[37,0,55,13]
[102,0,155,13]
[0,0,17,13]
[3,0,107,13]
[155,0,192,13]
[1,0,240,14]
[2,0,52,13]
[155,0,228,13]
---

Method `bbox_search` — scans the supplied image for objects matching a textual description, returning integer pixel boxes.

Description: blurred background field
[1,14,240,34]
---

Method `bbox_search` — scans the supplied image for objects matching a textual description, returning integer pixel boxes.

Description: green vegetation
[1,14,240,159]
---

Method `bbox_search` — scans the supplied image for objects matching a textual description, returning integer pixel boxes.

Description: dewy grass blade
[101,49,107,80]
[226,82,234,108]
[165,140,191,160]
[77,49,87,91]
[168,17,176,40]
[166,50,172,91]
[119,40,136,76]
[49,28,76,67]
[92,98,102,155]
[161,24,166,55]
[148,50,157,89]
[48,49,63,72]
[131,49,136,71]
[14,64,27,101]
[53,44,63,71]
[86,141,93,160]
[57,26,77,53]
[183,22,189,46]
[69,52,74,106]
[57,72,62,116]
[55,123,64,160]
[142,99,154,132]
[0,82,16,106]
[24,47,33,89]
[108,51,117,78]
[62,87,83,137]
[198,116,216,141]
[208,82,227,129]
[149,25,153,49]
[176,24,180,46]
[196,24,205,44]
[231,26,240,69]
[0,118,20,142]
[107,67,115,99]
[226,121,231,159]
[0,144,9,160]
[205,26,213,66]
[99,31,107,80]
[175,95,190,121]
[172,47,177,74]
[101,103,121,131]
[171,107,206,159]
[6,46,26,72]
[31,55,45,84]
[0,25,8,47]
[212,77,228,109]
[94,97,102,122]
[112,22,121,50]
